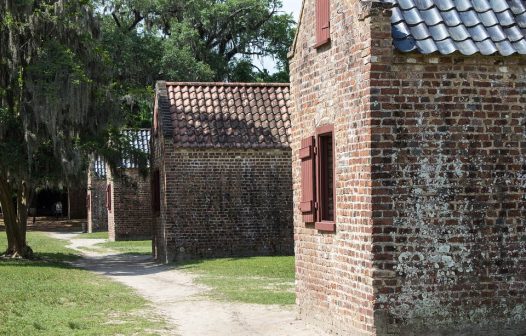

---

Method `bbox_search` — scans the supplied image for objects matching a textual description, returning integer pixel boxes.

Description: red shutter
[316,0,330,47]
[300,136,316,223]
[106,185,112,211]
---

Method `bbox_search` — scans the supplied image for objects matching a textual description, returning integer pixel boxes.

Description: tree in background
[97,0,295,127]
[0,0,295,257]
[0,0,112,258]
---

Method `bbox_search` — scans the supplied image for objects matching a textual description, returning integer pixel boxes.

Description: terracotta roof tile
[162,82,291,149]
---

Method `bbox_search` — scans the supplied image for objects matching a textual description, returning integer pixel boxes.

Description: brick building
[289,0,526,335]
[87,156,107,232]
[87,130,152,241]
[152,82,293,262]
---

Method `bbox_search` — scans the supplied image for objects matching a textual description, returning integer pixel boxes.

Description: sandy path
[48,232,328,336]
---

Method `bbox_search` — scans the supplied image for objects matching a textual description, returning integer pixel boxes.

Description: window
[315,125,335,231]
[315,0,330,48]
[299,125,336,232]
[152,169,161,215]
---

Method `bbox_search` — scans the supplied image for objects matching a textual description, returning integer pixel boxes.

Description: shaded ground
[50,232,328,336]
[0,217,84,232]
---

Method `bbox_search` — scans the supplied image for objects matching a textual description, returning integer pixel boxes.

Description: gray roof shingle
[90,129,151,175]
[386,0,526,55]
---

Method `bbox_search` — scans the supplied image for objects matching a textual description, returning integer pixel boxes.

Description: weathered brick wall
[291,0,526,335]
[152,132,168,262]
[155,146,293,262]
[289,0,377,334]
[107,168,152,241]
[369,10,526,336]
[87,173,108,232]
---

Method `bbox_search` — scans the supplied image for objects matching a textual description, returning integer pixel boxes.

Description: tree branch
[127,10,144,31]
[112,12,122,28]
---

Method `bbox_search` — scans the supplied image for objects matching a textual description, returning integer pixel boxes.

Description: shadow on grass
[0,254,79,270]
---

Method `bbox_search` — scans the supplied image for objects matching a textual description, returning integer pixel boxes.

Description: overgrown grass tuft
[0,232,166,336]
[177,256,296,305]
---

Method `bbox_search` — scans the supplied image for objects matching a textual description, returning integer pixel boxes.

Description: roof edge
[287,0,306,59]
[164,81,290,87]
[155,80,174,138]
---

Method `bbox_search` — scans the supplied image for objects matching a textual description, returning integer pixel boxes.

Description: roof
[288,0,526,58]
[388,0,526,55]
[90,129,151,175]
[93,156,106,178]
[120,129,150,168]
[162,82,291,149]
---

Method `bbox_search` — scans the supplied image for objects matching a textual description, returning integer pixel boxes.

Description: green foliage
[0,232,166,335]
[177,256,296,305]
[95,0,296,130]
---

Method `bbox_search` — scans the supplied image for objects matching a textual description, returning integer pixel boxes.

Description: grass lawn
[96,240,152,255]
[0,232,166,336]
[77,231,109,239]
[177,256,296,305]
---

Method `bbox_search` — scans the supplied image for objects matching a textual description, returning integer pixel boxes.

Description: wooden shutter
[316,0,330,47]
[300,136,316,223]
[106,185,112,211]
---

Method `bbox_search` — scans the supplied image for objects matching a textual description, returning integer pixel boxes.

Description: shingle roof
[120,129,150,169]
[90,129,151,175]
[93,156,106,178]
[165,82,291,149]
[386,0,526,55]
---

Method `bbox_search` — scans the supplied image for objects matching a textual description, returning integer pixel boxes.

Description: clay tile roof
[161,82,291,149]
[385,0,526,55]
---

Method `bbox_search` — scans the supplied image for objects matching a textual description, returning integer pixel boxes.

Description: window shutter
[300,136,316,223]
[106,185,112,211]
[316,0,330,46]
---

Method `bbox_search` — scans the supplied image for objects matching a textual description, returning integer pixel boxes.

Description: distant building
[87,130,152,241]
[152,81,294,262]
[87,156,108,232]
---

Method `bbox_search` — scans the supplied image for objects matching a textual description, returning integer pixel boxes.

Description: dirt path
[48,232,328,336]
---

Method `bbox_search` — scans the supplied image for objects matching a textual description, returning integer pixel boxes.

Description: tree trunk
[0,175,33,259]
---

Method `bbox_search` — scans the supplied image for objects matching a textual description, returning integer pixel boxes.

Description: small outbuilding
[87,129,152,241]
[87,156,108,232]
[289,0,526,335]
[152,81,293,262]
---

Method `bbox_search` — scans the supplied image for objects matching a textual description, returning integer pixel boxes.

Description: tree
[0,0,110,258]
[98,0,295,82]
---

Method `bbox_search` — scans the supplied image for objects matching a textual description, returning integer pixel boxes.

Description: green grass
[77,231,109,239]
[96,240,152,255]
[0,232,166,336]
[177,256,295,305]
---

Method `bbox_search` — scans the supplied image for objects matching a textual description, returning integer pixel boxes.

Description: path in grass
[51,232,328,336]
[0,232,168,336]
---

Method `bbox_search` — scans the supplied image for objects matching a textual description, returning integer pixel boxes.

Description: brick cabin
[289,0,526,335]
[106,129,152,241]
[152,81,294,262]
[87,130,152,240]
[87,156,108,232]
